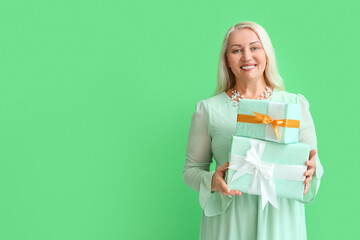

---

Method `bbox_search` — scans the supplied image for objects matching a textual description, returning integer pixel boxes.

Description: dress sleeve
[183,101,216,210]
[296,94,324,203]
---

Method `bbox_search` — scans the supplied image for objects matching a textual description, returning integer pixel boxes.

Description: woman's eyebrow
[230,41,261,47]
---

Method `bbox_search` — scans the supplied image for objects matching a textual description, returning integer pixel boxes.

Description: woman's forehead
[228,28,261,46]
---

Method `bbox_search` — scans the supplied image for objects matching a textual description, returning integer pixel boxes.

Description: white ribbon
[229,139,278,209]
[228,139,308,209]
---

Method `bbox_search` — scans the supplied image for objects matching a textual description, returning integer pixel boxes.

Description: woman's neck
[233,78,268,99]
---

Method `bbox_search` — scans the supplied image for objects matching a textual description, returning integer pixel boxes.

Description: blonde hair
[215,21,285,95]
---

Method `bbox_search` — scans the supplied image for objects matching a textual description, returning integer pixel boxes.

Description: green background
[0,0,358,239]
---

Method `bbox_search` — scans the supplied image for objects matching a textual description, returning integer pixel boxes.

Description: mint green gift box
[236,99,301,144]
[226,136,310,209]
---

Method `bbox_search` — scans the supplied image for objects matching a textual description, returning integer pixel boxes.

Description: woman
[183,21,324,240]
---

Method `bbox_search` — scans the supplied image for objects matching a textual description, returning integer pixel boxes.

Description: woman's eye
[234,49,241,53]
[252,47,259,50]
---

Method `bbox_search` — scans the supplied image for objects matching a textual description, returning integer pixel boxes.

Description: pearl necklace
[231,86,273,106]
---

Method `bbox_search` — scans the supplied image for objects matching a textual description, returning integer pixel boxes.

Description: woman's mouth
[241,64,256,71]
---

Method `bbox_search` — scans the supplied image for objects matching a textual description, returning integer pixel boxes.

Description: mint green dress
[183,89,324,240]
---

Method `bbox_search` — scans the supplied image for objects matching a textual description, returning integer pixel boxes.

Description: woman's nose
[241,49,252,62]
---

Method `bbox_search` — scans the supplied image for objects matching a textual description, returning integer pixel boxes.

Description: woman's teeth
[241,65,256,69]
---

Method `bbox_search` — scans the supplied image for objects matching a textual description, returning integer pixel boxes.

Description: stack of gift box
[226,99,310,209]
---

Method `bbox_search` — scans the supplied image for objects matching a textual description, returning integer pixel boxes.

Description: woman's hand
[304,149,317,195]
[211,161,242,196]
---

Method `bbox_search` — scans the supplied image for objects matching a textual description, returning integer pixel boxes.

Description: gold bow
[237,112,300,141]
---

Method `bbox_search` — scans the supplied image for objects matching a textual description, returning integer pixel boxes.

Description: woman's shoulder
[196,92,230,109]
[202,92,227,103]
[272,89,309,105]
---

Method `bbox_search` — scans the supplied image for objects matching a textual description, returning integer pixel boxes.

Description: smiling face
[226,28,267,84]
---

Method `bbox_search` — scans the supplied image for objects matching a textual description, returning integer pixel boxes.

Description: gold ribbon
[237,112,300,141]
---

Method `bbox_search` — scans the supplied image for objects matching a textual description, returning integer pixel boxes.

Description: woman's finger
[304,168,315,177]
[309,149,317,159]
[217,177,241,196]
[304,182,309,195]
[219,184,242,196]
[219,182,231,195]
[218,179,242,196]
[215,176,229,193]
[216,161,229,173]
[229,189,242,196]
[304,175,313,184]
[306,160,316,168]
[216,166,226,172]
[308,149,317,163]
[219,161,229,170]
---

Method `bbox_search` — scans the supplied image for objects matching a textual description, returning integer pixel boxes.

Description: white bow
[229,139,279,209]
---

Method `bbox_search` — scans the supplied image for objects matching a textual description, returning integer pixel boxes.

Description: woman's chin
[236,74,262,82]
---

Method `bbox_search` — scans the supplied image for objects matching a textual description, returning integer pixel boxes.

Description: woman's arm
[183,100,241,210]
[297,94,324,202]
[183,101,215,208]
